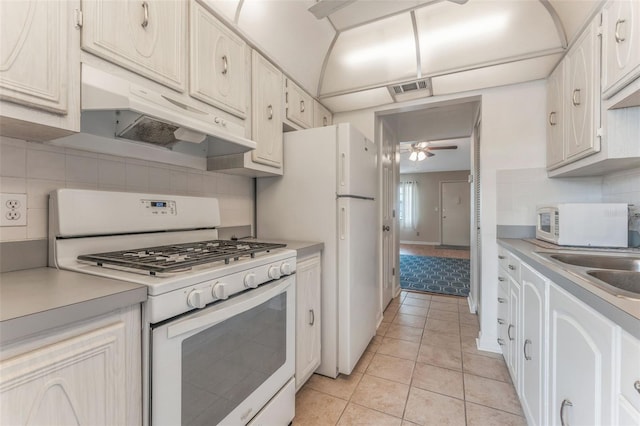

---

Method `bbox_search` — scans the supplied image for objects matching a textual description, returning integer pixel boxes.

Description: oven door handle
[166,276,294,339]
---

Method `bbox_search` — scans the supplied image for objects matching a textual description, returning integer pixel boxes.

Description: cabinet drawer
[506,253,521,282]
[498,247,509,270]
[620,331,640,412]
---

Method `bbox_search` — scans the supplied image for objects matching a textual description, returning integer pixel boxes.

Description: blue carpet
[400,255,470,296]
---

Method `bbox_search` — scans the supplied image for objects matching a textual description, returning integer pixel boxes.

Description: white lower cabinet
[498,246,632,426]
[618,331,640,425]
[520,264,547,426]
[0,306,141,426]
[548,284,615,426]
[295,252,322,391]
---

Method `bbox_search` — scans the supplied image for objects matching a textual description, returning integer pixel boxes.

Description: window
[399,181,417,229]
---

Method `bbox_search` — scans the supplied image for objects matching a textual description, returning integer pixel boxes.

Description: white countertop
[0,267,147,344]
[498,238,640,338]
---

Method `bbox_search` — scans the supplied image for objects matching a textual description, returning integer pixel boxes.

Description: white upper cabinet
[0,0,80,141]
[546,62,565,169]
[252,51,283,168]
[190,1,248,118]
[81,0,187,91]
[285,79,314,129]
[564,19,601,161]
[314,101,332,128]
[602,0,640,97]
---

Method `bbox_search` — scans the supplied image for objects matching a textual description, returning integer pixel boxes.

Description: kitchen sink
[587,271,640,298]
[548,253,640,271]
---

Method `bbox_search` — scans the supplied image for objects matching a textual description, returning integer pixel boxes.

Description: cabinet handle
[141,1,149,29]
[300,100,305,113]
[560,399,573,426]
[221,55,228,75]
[267,104,273,120]
[323,116,328,126]
[524,339,532,360]
[507,324,514,341]
[309,309,315,326]
[549,111,557,126]
[572,89,581,107]
[498,277,506,282]
[508,264,516,271]
[498,255,506,260]
[615,19,626,43]
[497,338,505,346]
[634,380,640,395]
[497,318,505,325]
[498,297,507,304]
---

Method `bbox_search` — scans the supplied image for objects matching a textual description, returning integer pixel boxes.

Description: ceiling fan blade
[308,0,357,19]
[428,145,458,150]
[427,151,435,157]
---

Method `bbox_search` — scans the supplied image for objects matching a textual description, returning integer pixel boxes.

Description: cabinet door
[286,79,313,129]
[190,1,248,118]
[565,21,600,161]
[295,254,322,391]
[252,51,283,168]
[602,0,640,96]
[548,285,615,426]
[81,0,186,91]
[314,101,332,128]
[0,0,80,139]
[0,322,127,426]
[521,264,547,426]
[546,63,565,169]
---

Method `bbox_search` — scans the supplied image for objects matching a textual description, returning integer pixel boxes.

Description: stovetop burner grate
[77,240,286,275]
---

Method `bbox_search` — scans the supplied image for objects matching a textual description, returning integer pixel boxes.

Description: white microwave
[536,203,628,247]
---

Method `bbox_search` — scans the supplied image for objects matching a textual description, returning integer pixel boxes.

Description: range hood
[51,64,256,169]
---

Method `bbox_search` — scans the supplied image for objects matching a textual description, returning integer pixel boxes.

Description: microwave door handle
[167,276,294,339]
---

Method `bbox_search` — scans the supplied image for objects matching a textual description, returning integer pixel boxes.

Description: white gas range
[49,189,297,426]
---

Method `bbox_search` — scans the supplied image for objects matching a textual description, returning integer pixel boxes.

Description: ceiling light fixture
[425,13,509,50]
[409,151,418,161]
[417,151,427,161]
[308,0,357,19]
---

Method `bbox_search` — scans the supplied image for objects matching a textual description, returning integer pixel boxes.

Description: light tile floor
[294,291,526,426]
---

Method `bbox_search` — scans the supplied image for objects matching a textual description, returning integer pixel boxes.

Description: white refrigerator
[256,123,379,378]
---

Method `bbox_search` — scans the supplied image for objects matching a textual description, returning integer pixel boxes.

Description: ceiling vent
[389,78,432,102]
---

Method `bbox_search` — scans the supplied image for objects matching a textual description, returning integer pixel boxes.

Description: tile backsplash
[496,167,603,226]
[0,136,254,242]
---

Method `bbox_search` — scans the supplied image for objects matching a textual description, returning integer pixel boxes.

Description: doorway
[376,97,480,304]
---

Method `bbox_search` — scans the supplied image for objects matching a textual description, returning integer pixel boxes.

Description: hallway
[399,243,470,260]
[293,291,525,425]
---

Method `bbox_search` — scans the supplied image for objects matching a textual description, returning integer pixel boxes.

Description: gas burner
[78,240,286,275]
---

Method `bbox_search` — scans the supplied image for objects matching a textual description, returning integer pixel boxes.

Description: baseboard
[476,331,503,354]
[400,240,440,245]
[466,293,477,314]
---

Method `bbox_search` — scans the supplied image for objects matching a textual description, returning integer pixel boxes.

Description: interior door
[441,180,471,246]
[380,121,395,309]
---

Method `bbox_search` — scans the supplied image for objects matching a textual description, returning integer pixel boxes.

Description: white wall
[0,136,255,243]
[334,79,551,351]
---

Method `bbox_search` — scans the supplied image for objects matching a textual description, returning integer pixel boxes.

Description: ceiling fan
[399,141,458,161]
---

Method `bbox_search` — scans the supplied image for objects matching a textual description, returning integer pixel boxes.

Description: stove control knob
[244,273,258,288]
[187,289,206,309]
[268,266,282,280]
[280,262,292,275]
[213,283,228,300]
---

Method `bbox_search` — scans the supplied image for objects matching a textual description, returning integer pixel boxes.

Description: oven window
[539,212,551,233]
[181,293,287,426]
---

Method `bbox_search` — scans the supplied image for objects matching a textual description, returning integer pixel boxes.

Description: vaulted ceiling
[203,0,602,113]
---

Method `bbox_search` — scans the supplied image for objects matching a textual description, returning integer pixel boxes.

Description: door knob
[382,225,390,231]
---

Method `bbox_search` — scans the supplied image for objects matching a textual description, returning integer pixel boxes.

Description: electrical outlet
[1,193,27,227]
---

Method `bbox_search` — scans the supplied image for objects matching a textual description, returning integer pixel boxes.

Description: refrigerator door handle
[340,207,346,240]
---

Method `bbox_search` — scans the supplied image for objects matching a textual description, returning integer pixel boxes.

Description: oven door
[151,276,295,426]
